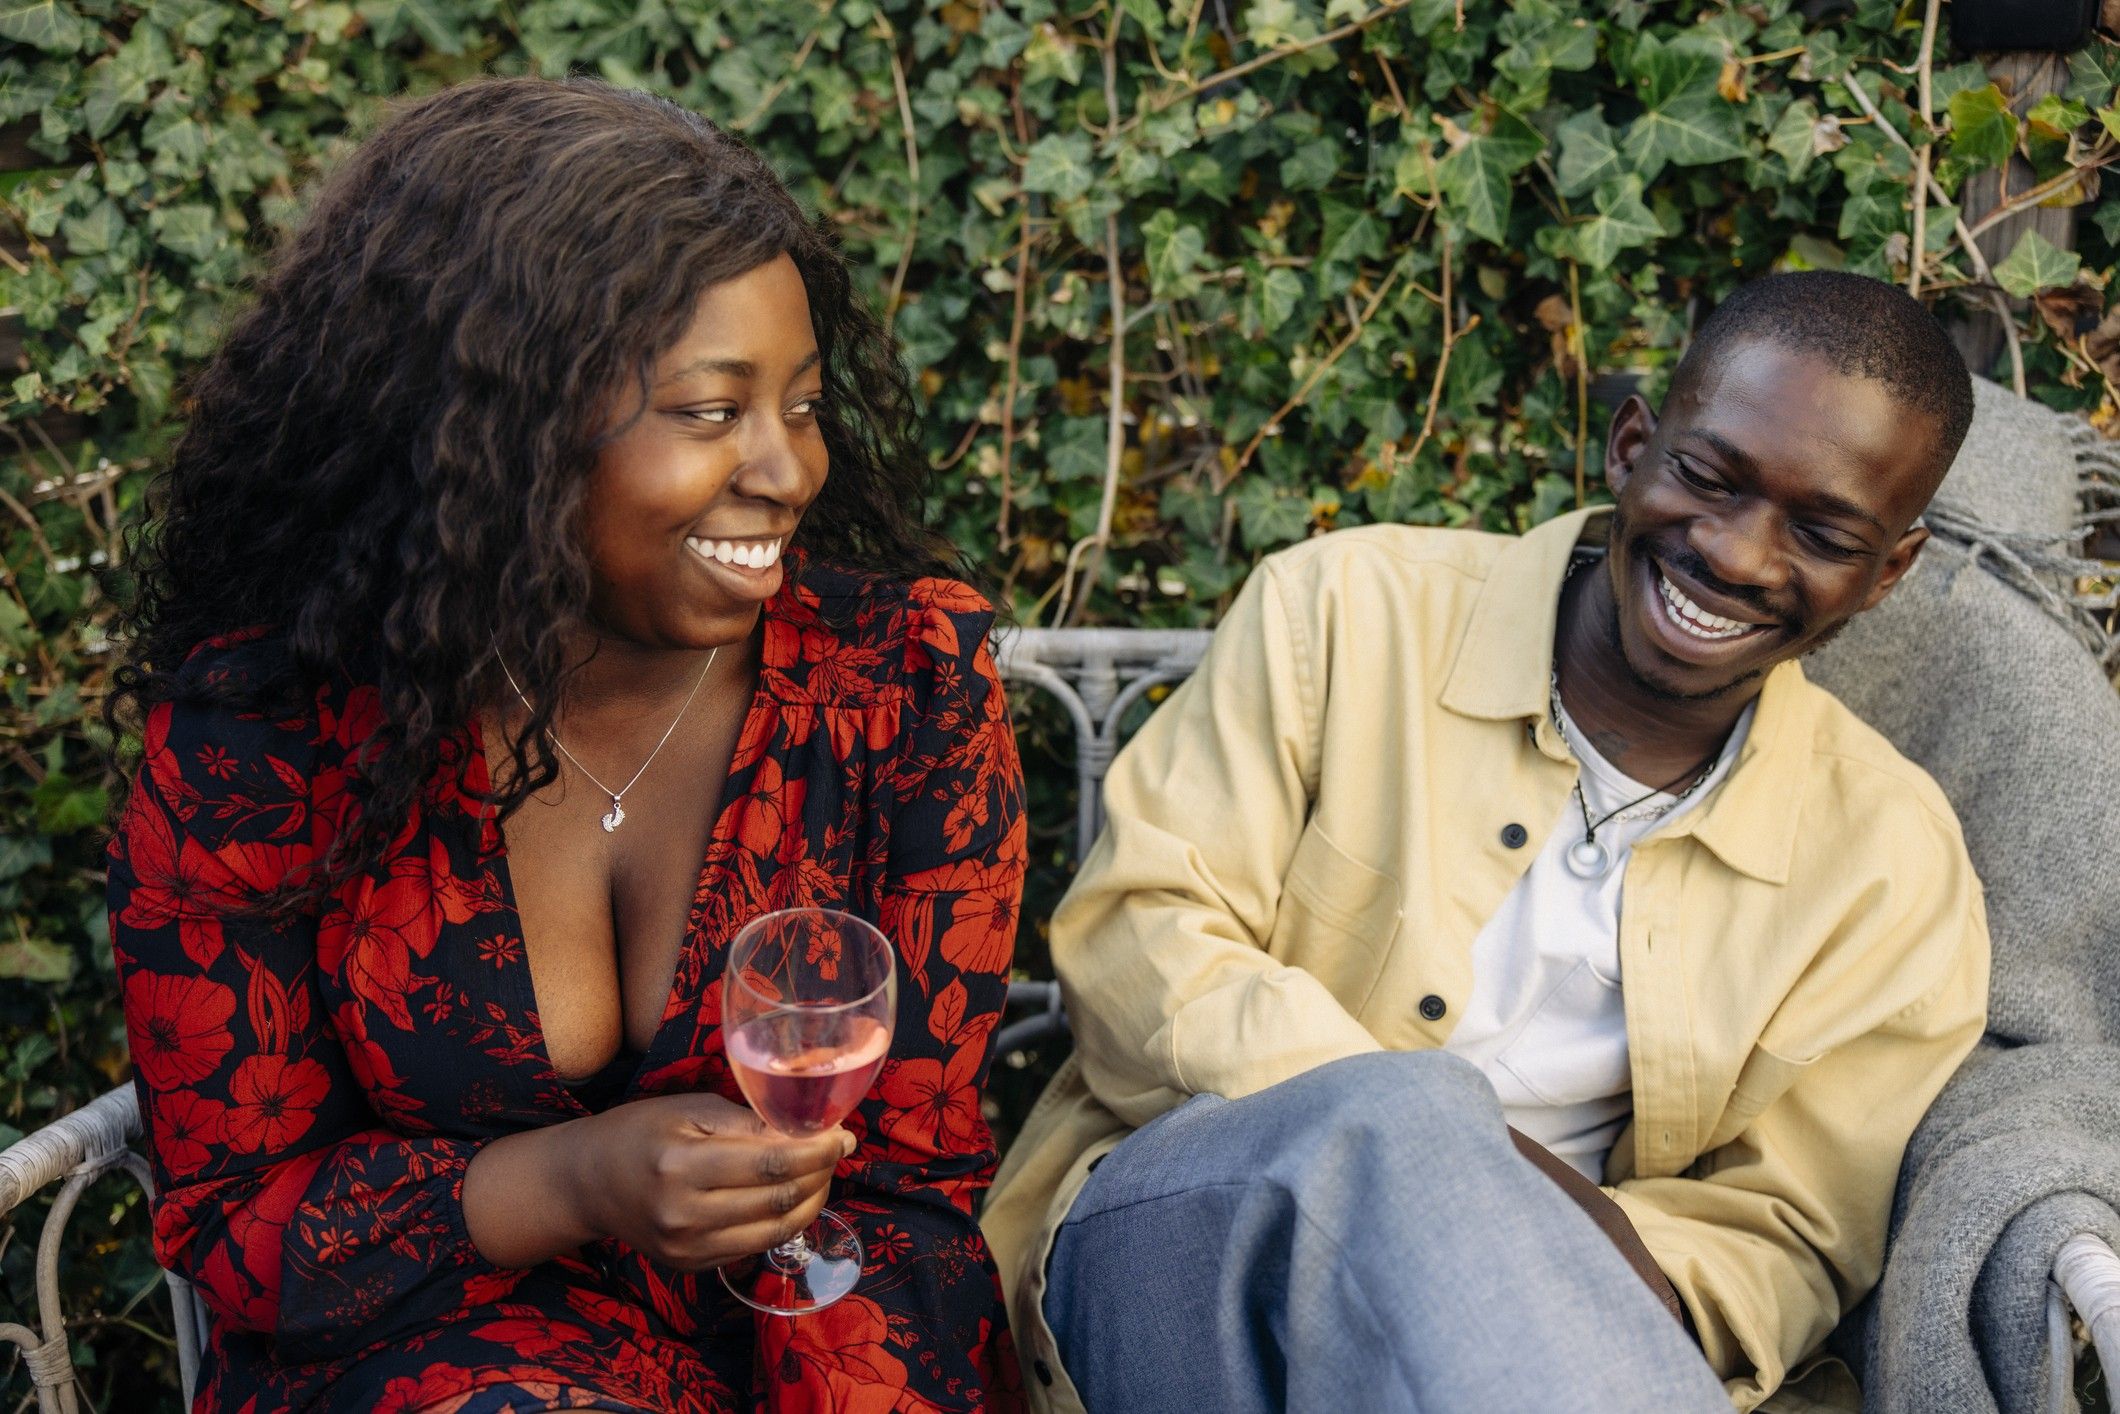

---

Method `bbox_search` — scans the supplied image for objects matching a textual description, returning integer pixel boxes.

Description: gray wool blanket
[1804,379,2120,1413]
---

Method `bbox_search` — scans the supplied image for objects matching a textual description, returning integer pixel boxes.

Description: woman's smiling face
[577,253,829,651]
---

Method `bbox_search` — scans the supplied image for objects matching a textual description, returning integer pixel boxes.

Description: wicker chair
[5,609,2116,1411]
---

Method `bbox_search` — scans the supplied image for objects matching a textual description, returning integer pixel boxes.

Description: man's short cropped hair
[1669,271,1976,480]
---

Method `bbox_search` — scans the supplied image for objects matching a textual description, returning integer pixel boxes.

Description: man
[983,272,1991,1413]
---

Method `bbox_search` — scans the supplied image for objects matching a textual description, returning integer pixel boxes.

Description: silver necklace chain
[494,647,718,832]
[1548,671,1719,834]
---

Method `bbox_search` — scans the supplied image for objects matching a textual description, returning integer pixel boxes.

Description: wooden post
[1946,52,2080,379]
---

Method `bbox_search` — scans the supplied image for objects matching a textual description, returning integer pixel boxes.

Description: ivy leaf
[150,203,222,261]
[2066,42,2120,105]
[0,935,74,984]
[1234,478,1311,546]
[1553,107,1621,198]
[2027,94,2090,139]
[82,56,152,140]
[1632,31,1724,107]
[1993,230,2082,297]
[1946,84,2017,170]
[1022,132,1096,202]
[1244,0,1313,48]
[1766,98,1819,180]
[1623,92,1744,180]
[356,0,464,53]
[1319,199,1386,271]
[1280,136,1342,191]
[1142,209,1206,298]
[1246,266,1306,337]
[0,0,88,52]
[1568,176,1662,270]
[1436,103,1542,243]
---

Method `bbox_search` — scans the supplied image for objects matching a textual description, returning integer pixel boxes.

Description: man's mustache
[1647,542,1795,629]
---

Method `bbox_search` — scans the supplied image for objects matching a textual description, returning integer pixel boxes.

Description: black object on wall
[1950,0,2102,53]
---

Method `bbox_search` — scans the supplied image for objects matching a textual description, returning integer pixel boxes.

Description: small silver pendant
[1564,837,1609,878]
[601,799,625,832]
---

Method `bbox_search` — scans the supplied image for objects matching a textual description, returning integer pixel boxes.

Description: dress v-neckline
[463,651,781,1113]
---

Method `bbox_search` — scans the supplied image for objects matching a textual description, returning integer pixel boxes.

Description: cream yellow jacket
[983,508,1990,1413]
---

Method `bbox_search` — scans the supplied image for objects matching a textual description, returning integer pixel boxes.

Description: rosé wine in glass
[726,1014,890,1137]
[717,908,897,1317]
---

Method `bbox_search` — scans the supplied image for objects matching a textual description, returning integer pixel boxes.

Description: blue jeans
[1043,1051,1730,1413]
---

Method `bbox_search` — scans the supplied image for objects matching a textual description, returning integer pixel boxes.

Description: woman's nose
[734,414,822,505]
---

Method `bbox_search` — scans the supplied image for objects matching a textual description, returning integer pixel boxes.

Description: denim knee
[1255,1049,1504,1156]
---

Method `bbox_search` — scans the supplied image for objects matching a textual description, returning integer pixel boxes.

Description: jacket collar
[1438,506,1811,885]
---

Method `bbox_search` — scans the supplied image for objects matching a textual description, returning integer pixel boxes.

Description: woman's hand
[462,1093,853,1271]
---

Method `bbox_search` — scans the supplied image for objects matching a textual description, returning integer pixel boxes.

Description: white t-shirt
[1443,695,1755,1180]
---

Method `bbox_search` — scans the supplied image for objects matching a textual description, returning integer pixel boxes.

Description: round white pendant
[1564,837,1608,878]
[601,799,626,832]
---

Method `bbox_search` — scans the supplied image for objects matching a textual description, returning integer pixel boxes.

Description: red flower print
[928,978,968,1045]
[124,970,237,1089]
[464,1314,594,1362]
[476,932,521,967]
[869,1223,912,1266]
[224,1054,331,1153]
[330,1002,426,1128]
[736,757,809,860]
[197,745,239,780]
[155,1089,227,1176]
[319,863,440,1030]
[459,1267,530,1306]
[760,1294,937,1414]
[116,787,234,967]
[372,1362,480,1414]
[876,1037,987,1161]
[805,929,842,981]
[895,857,1021,976]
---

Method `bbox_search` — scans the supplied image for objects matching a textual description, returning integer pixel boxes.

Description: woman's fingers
[663,1169,837,1270]
[671,1123,850,1192]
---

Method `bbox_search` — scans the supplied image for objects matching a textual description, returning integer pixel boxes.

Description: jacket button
[1419,994,1447,1021]
[1034,1358,1054,1386]
[1500,822,1528,849]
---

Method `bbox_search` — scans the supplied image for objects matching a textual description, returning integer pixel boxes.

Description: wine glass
[717,907,896,1315]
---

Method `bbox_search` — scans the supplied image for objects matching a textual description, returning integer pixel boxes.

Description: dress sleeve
[756,582,1027,1412]
[108,688,507,1365]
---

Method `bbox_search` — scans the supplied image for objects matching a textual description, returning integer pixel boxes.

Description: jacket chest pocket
[1268,824,1403,1021]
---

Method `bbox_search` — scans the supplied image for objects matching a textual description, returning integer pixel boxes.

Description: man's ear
[1861,522,1930,611]
[1605,394,1657,497]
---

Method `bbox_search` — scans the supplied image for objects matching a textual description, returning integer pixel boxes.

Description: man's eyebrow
[1687,428,1887,538]
[656,350,822,386]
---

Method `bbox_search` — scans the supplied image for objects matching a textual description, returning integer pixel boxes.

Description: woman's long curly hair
[108,76,964,908]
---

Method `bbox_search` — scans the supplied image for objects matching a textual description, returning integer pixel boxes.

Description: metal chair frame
[4,625,2113,1411]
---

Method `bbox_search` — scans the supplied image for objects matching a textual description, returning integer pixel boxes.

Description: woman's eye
[684,407,739,425]
[788,395,825,419]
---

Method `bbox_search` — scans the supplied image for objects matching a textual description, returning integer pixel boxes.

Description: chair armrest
[0,1086,141,1218]
[2054,1234,2120,1383]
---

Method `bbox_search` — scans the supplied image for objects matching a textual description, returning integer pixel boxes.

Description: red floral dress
[108,565,1028,1414]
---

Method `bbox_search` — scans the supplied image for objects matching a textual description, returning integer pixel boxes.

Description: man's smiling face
[1600,337,1949,701]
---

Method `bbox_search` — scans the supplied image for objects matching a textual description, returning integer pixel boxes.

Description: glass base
[719,1208,864,1315]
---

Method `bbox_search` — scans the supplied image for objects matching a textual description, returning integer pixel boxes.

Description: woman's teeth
[686,537,782,570]
[1658,571,1760,641]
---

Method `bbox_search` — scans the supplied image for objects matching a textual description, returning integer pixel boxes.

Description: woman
[107,76,1026,1413]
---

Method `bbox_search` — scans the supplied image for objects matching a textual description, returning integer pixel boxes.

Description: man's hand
[1507,1127,1690,1331]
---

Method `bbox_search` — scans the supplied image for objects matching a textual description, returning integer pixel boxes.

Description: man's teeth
[1657,572,1759,641]
[687,537,783,570]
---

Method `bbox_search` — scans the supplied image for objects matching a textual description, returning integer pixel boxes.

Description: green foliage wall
[4,0,2119,1402]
